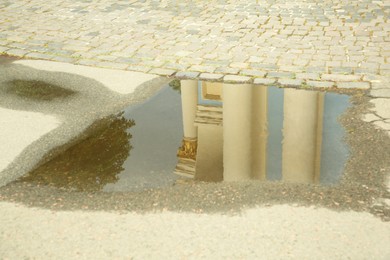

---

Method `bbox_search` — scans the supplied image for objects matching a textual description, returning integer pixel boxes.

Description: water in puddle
[20,81,350,191]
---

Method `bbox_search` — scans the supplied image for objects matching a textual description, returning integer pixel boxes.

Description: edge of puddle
[0,88,389,221]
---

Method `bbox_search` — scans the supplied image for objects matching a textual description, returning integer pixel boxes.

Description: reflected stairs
[174,158,196,178]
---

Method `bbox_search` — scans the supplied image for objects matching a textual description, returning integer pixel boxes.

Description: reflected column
[252,86,268,180]
[223,83,252,181]
[282,88,324,183]
[176,80,198,177]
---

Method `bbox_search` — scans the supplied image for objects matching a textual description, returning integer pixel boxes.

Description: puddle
[19,115,135,192]
[18,81,351,192]
[4,80,76,101]
[19,84,183,192]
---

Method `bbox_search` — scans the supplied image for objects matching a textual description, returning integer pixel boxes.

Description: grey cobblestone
[175,71,200,79]
[337,82,370,90]
[214,67,241,75]
[370,89,390,98]
[24,52,54,60]
[149,68,176,76]
[0,0,388,90]
[267,72,295,79]
[306,81,335,88]
[76,59,98,66]
[96,62,128,70]
[189,65,215,73]
[321,74,362,82]
[278,79,303,87]
[0,46,9,53]
[223,75,251,83]
[125,65,151,73]
[253,78,277,85]
[199,73,224,81]
[4,49,29,57]
[296,73,320,80]
[373,121,390,131]
[362,113,382,123]
[239,70,267,78]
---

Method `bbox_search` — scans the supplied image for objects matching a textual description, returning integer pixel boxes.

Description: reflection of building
[175,80,326,184]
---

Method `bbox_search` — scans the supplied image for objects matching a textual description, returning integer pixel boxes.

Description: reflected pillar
[282,89,324,183]
[177,80,198,161]
[252,86,268,180]
[223,84,252,181]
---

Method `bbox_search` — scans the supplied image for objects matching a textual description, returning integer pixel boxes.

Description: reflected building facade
[176,81,347,184]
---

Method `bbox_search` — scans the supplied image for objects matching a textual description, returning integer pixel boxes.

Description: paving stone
[76,59,98,66]
[189,65,216,73]
[126,65,151,73]
[223,75,251,83]
[373,121,390,131]
[250,63,278,70]
[0,46,9,53]
[24,52,54,60]
[267,72,295,79]
[214,67,240,75]
[96,61,128,70]
[164,63,189,71]
[199,73,224,81]
[354,68,379,75]
[248,56,264,63]
[337,82,370,89]
[230,62,249,69]
[4,48,29,57]
[141,60,166,68]
[306,67,328,73]
[321,74,362,81]
[239,70,266,77]
[175,71,200,79]
[306,81,334,88]
[278,79,303,87]
[370,89,390,98]
[149,68,176,76]
[330,67,354,74]
[362,113,382,123]
[370,98,390,119]
[296,73,320,80]
[253,78,277,85]
[50,56,76,63]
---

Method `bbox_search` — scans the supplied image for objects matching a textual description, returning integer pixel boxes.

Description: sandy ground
[0,59,389,259]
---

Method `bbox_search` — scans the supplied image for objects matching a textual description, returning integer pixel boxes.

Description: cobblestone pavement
[0,0,389,88]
